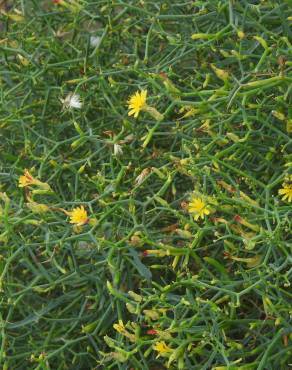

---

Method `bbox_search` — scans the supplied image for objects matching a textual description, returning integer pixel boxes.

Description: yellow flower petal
[141,89,147,100]
[153,341,172,356]
[128,109,136,116]
[188,196,210,220]
[68,206,88,226]
[278,183,292,203]
[127,89,147,118]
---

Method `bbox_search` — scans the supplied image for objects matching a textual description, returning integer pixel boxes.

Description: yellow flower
[113,320,136,342]
[18,169,38,188]
[68,206,88,226]
[113,320,125,334]
[18,169,52,191]
[128,90,147,118]
[278,183,292,202]
[153,341,172,357]
[188,196,210,221]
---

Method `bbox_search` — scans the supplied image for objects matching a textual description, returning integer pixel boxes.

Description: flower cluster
[18,169,90,227]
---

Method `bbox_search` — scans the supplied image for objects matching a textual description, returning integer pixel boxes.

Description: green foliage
[0,0,291,369]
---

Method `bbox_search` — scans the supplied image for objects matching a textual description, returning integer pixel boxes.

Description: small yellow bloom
[278,183,292,202]
[18,169,38,188]
[18,169,51,191]
[128,90,147,118]
[153,341,172,356]
[113,320,136,342]
[68,206,88,226]
[113,320,125,334]
[188,196,210,221]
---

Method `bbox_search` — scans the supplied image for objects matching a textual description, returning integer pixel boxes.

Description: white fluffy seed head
[61,93,82,109]
[114,144,123,156]
[90,36,101,48]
